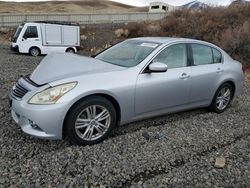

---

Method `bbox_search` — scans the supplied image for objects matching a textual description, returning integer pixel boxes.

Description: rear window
[23,26,38,38]
[212,48,222,63]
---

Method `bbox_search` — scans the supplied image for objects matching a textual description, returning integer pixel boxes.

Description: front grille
[12,82,29,99]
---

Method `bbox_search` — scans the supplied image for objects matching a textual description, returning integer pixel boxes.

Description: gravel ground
[0,44,250,187]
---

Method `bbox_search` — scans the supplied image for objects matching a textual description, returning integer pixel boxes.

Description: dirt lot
[0,43,250,187]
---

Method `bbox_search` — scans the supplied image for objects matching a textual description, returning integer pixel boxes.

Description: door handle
[180,73,190,79]
[216,68,224,73]
[34,39,40,41]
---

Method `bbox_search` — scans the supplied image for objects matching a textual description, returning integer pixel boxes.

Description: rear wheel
[29,47,40,57]
[64,96,117,145]
[209,83,233,113]
[66,48,75,54]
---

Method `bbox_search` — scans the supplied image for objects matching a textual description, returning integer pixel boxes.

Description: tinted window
[153,44,187,69]
[151,5,160,9]
[23,26,38,38]
[192,44,213,65]
[212,48,222,63]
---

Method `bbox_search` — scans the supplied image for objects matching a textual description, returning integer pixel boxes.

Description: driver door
[135,43,191,115]
[19,25,40,52]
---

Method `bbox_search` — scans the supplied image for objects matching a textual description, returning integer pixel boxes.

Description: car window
[212,48,222,63]
[153,44,187,69]
[192,44,213,65]
[23,26,38,39]
[107,45,136,59]
[95,40,160,67]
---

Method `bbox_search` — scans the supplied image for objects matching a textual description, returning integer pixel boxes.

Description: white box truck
[11,21,80,56]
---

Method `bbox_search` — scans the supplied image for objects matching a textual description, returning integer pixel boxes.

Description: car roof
[130,37,217,47]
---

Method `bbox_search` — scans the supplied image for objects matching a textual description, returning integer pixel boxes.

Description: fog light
[29,120,40,130]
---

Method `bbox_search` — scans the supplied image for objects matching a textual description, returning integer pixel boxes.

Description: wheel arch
[62,93,121,139]
[210,79,236,105]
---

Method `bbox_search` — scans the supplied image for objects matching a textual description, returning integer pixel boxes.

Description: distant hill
[0,0,147,14]
[181,0,209,9]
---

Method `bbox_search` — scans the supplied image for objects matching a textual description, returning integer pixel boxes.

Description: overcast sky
[110,0,230,6]
[0,0,248,6]
[110,0,248,6]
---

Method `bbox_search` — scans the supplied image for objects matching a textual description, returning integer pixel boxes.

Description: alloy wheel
[74,105,111,141]
[216,87,231,110]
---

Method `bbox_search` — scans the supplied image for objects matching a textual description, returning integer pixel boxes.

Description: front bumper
[11,98,68,140]
[11,45,19,52]
[10,76,72,140]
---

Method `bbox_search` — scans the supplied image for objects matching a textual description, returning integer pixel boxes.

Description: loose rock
[214,157,226,168]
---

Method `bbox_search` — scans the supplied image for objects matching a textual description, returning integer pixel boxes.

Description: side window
[153,44,187,69]
[23,26,38,39]
[212,48,222,63]
[192,44,213,65]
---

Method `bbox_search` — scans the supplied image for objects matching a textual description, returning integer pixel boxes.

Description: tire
[64,96,117,145]
[66,48,75,54]
[29,47,40,57]
[209,83,233,113]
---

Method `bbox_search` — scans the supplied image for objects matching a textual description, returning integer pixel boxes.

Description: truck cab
[11,21,80,56]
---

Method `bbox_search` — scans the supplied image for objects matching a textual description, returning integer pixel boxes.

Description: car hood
[30,53,125,85]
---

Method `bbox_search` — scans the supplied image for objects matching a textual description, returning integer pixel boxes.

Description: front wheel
[64,96,117,145]
[29,47,40,57]
[209,83,233,113]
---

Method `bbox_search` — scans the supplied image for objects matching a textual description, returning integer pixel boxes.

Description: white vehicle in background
[11,21,80,56]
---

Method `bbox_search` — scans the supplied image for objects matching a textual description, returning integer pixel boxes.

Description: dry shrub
[124,22,165,37]
[114,28,129,38]
[219,21,250,66]
[124,22,145,37]
[80,34,87,40]
[124,5,250,68]
[0,27,15,41]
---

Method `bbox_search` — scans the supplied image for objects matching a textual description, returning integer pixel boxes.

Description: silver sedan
[10,37,244,145]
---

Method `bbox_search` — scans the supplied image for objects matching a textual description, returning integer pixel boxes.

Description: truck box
[41,23,80,46]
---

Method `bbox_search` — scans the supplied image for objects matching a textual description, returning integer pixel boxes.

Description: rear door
[135,43,191,115]
[43,24,62,45]
[63,26,79,46]
[189,43,224,104]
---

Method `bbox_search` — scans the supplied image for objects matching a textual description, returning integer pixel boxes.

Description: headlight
[28,82,77,104]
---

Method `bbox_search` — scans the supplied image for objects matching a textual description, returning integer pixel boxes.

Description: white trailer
[149,2,175,13]
[11,21,80,56]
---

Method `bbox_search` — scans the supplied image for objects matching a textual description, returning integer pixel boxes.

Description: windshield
[95,40,160,67]
[12,24,23,42]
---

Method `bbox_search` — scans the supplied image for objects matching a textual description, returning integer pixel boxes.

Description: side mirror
[148,62,168,73]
